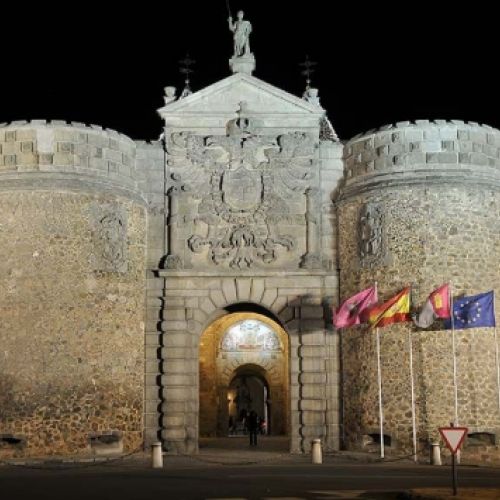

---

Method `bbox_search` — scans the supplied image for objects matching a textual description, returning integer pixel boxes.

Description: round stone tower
[338,120,500,461]
[0,121,147,457]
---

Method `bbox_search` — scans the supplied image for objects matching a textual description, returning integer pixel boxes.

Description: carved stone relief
[164,107,319,269]
[358,202,385,268]
[90,206,127,272]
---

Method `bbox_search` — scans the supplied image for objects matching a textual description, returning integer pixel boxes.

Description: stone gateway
[1,17,499,464]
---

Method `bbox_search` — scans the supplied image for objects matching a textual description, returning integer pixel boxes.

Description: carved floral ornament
[165,111,318,269]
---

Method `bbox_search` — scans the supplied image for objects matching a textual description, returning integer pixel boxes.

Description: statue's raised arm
[228,10,252,57]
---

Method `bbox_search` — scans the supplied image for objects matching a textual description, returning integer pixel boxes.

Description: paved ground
[1,437,499,500]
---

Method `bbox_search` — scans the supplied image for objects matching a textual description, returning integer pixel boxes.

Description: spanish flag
[367,287,411,328]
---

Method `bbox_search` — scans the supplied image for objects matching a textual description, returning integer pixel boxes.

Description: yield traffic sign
[439,426,468,454]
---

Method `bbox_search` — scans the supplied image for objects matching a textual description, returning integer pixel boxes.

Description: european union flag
[445,291,496,330]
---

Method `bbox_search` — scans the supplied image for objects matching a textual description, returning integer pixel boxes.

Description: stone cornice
[157,269,333,278]
[0,173,147,204]
[337,168,500,202]
[158,73,325,118]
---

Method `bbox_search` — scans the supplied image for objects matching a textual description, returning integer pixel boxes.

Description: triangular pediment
[158,73,324,118]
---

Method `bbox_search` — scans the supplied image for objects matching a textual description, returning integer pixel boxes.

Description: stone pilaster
[297,307,328,453]
[160,291,199,454]
[143,276,163,447]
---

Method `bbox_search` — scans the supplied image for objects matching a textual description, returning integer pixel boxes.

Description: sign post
[438,423,468,496]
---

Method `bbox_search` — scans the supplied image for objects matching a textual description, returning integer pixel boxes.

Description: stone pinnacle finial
[179,53,196,98]
[163,86,177,105]
[300,56,321,106]
[300,55,316,91]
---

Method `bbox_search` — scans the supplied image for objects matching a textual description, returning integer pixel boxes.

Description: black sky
[1,2,498,141]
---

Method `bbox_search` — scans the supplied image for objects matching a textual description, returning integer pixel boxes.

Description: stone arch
[160,277,334,455]
[185,293,297,343]
[180,279,299,338]
[220,359,282,388]
[227,364,272,435]
[198,311,290,438]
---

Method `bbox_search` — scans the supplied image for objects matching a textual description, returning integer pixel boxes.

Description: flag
[444,291,496,330]
[333,286,378,328]
[413,284,450,328]
[367,287,411,328]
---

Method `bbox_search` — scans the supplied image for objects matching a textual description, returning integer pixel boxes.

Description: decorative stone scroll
[90,206,127,272]
[164,107,318,269]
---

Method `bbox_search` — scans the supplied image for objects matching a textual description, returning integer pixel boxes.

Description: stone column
[298,307,328,452]
[289,304,327,453]
[143,278,164,448]
[164,188,183,269]
[324,328,340,451]
[289,321,302,453]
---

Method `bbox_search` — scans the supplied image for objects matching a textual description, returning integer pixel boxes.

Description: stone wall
[338,121,500,461]
[135,141,166,447]
[0,123,148,457]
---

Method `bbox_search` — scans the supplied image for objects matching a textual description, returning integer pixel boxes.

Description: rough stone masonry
[1,31,499,464]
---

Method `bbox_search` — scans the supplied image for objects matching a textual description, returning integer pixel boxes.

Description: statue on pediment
[228,11,252,57]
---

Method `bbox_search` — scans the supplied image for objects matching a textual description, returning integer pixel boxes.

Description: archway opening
[199,311,289,440]
[228,365,270,435]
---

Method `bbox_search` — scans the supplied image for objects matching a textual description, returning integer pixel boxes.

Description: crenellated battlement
[346,119,500,142]
[0,120,136,144]
[0,120,152,199]
[341,120,500,198]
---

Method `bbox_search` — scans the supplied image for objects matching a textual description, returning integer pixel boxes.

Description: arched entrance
[199,312,289,439]
[228,365,270,435]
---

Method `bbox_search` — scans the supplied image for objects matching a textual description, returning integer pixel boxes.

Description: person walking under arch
[247,410,259,446]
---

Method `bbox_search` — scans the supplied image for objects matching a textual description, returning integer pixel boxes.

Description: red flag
[334,286,378,328]
[413,284,450,328]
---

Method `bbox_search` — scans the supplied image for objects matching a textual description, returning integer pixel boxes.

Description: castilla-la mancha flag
[367,287,411,328]
[333,286,378,328]
[412,284,450,328]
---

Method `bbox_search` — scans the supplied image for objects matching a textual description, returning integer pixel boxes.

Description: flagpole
[373,281,384,459]
[376,326,384,459]
[450,282,459,425]
[340,328,346,448]
[408,329,417,462]
[494,291,500,411]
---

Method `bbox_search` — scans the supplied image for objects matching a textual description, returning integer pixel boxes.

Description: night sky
[1,2,498,141]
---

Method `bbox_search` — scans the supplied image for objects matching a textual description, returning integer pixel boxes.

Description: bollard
[152,441,163,469]
[430,442,442,466]
[311,439,322,464]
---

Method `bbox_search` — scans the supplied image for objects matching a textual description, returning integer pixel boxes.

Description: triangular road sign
[439,427,468,454]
